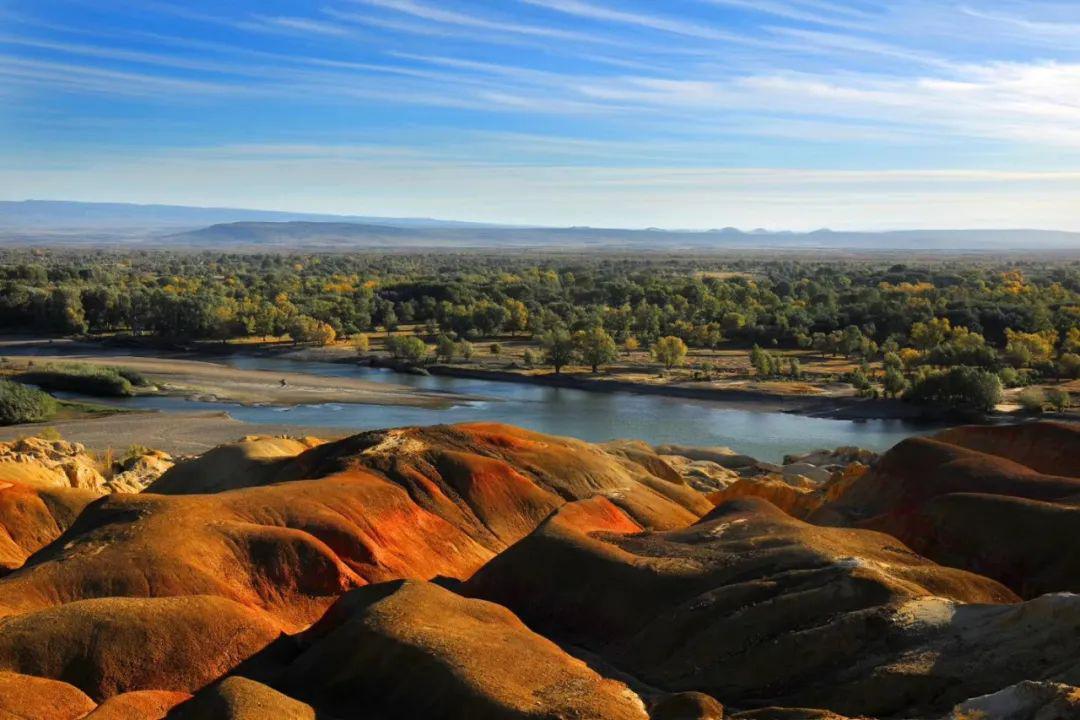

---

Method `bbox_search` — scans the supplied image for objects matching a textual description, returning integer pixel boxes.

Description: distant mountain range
[2,200,1079,252]
[0,200,503,230]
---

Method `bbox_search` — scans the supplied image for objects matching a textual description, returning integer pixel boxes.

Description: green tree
[905,366,1003,413]
[456,340,475,360]
[503,299,529,337]
[381,306,398,335]
[435,334,456,363]
[386,334,428,362]
[910,317,952,351]
[1004,328,1056,368]
[49,287,88,335]
[653,336,688,370]
[1059,353,1080,379]
[574,326,619,373]
[541,329,576,374]
[883,366,908,398]
[750,345,770,376]
[840,325,867,358]
[289,316,336,346]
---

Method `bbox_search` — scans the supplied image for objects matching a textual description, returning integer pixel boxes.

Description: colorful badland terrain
[0,421,1078,719]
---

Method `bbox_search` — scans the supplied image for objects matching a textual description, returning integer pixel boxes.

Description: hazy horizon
[7,198,1080,235]
[5,2,1080,231]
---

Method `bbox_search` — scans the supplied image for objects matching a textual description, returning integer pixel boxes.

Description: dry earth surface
[0,352,470,407]
[0,419,1077,719]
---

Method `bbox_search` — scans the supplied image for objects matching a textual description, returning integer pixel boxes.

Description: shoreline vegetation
[0,250,1077,428]
[2,336,1075,429]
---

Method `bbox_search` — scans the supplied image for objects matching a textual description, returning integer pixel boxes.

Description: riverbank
[376,363,951,422]
[0,349,473,409]
[0,340,964,462]
[0,410,351,456]
[4,336,1063,426]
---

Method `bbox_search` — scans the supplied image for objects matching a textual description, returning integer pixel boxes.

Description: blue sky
[3,1,1080,229]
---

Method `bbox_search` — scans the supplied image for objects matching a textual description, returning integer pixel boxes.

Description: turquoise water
[22,349,941,462]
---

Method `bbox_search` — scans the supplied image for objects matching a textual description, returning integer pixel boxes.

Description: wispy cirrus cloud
[518,0,749,41]
[345,0,611,43]
[6,0,1080,228]
[696,0,874,28]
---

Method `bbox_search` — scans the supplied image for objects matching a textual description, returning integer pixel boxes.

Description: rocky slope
[812,421,1080,597]
[0,420,1075,719]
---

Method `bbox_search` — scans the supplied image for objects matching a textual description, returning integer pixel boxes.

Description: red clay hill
[0,420,1076,719]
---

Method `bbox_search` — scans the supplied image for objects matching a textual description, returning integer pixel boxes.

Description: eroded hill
[0,421,1077,719]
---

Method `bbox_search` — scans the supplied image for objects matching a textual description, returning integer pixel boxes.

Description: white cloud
[346,0,608,43]
[519,0,746,41]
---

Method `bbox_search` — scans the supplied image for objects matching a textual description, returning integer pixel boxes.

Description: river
[14,348,943,462]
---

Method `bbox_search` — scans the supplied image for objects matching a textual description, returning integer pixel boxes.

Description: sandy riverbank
[412,364,943,421]
[0,410,350,456]
[0,352,471,408]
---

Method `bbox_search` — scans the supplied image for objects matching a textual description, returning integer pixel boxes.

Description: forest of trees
[0,249,1078,411]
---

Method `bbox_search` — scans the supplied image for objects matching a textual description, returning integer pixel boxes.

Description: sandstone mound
[0,671,96,720]
[167,677,315,720]
[0,421,1077,718]
[0,478,98,574]
[0,423,706,632]
[148,436,318,494]
[812,430,1080,596]
[104,449,175,494]
[84,690,191,719]
[0,437,108,492]
[281,579,650,719]
[0,595,281,700]
[464,496,1080,716]
[935,421,1080,477]
[948,680,1080,720]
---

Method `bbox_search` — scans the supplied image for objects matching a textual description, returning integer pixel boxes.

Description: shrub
[18,362,136,397]
[114,367,151,387]
[997,366,1022,388]
[1046,387,1071,412]
[1017,387,1047,413]
[0,380,58,425]
[846,367,872,392]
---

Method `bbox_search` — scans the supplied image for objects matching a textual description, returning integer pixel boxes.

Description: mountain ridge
[3,200,1080,251]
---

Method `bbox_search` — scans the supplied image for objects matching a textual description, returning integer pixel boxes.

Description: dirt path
[2,353,470,408]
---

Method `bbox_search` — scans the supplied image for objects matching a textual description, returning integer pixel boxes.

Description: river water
[15,349,941,462]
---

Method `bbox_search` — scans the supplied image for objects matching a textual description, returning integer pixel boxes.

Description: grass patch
[54,399,131,420]
[15,362,151,398]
